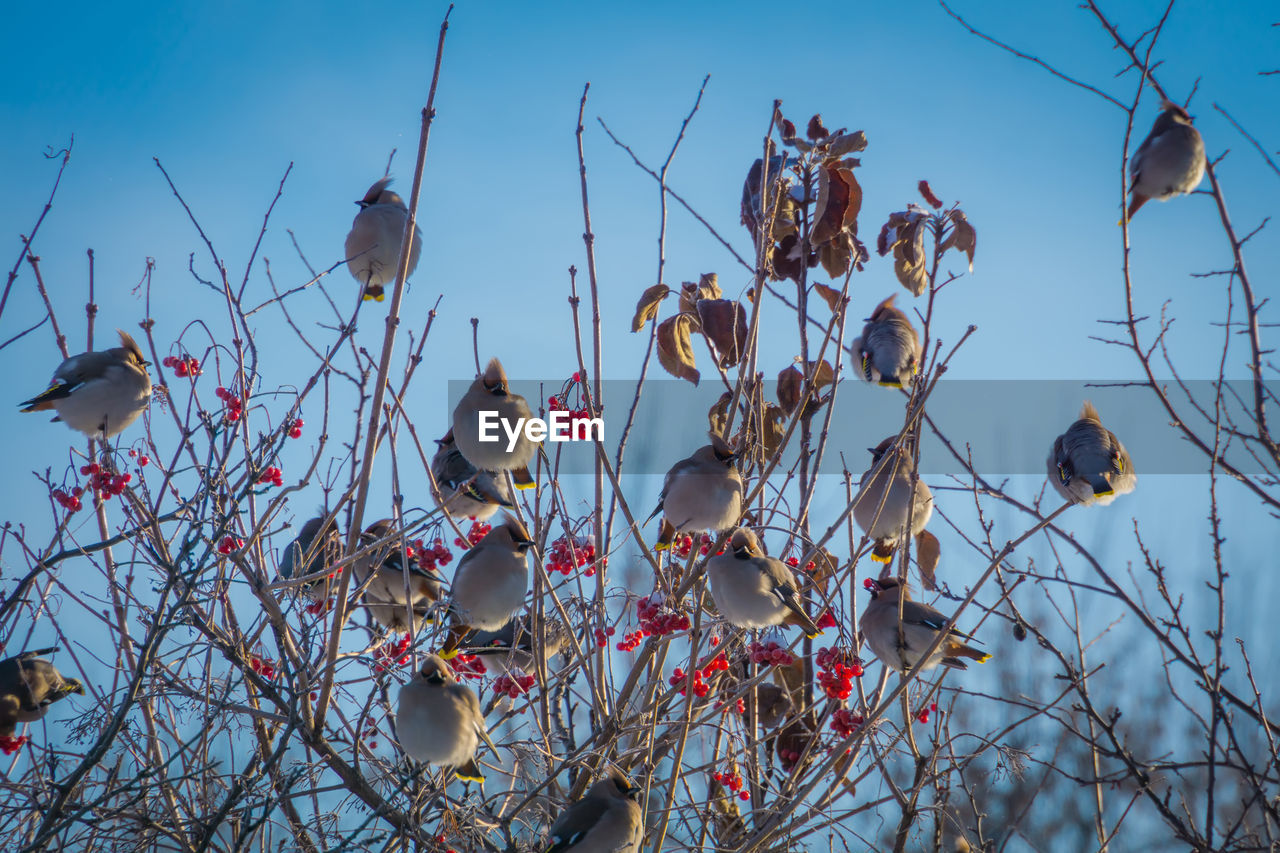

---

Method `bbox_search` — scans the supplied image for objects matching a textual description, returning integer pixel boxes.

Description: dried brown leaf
[806,114,829,141]
[879,208,930,296]
[761,403,787,457]
[707,391,732,435]
[657,314,699,385]
[630,284,670,332]
[679,273,722,315]
[777,366,802,415]
[697,299,749,368]
[827,131,867,157]
[916,529,940,591]
[940,209,976,273]
[918,180,943,209]
[812,283,846,314]
[811,166,862,247]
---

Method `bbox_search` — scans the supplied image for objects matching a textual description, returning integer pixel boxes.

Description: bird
[452,358,538,490]
[278,515,343,603]
[543,766,644,853]
[460,615,567,677]
[430,429,515,521]
[1126,100,1206,220]
[352,519,444,633]
[754,683,795,729]
[0,648,85,739]
[20,330,152,439]
[648,434,743,551]
[395,654,496,782]
[706,529,823,637]
[442,515,534,657]
[853,436,933,563]
[861,576,990,673]
[851,294,921,389]
[1048,401,1136,506]
[344,177,423,302]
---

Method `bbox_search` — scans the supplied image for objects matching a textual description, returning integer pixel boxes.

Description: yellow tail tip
[870,552,892,564]
[455,772,485,783]
[977,653,992,664]
[1093,488,1115,498]
[514,480,536,491]
[437,648,460,660]
[877,380,902,389]
[654,541,671,551]
[806,631,822,640]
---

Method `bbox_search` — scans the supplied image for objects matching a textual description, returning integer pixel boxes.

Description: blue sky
[2,0,1278,743]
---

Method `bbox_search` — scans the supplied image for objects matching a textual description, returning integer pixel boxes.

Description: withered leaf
[918,180,943,209]
[811,166,863,248]
[657,314,699,385]
[761,403,787,457]
[697,299,749,367]
[778,115,797,142]
[777,366,801,415]
[630,284,670,332]
[940,209,976,273]
[806,114,829,141]
[818,237,853,280]
[804,359,835,389]
[679,273,722,315]
[812,283,846,314]
[827,131,868,158]
[707,391,733,435]
[878,208,930,296]
[916,529,940,591]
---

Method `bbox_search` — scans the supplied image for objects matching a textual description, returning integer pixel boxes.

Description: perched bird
[452,358,538,490]
[279,515,343,603]
[706,529,822,637]
[461,615,567,677]
[20,330,152,439]
[1126,100,1206,220]
[353,519,444,633]
[861,576,990,673]
[543,766,643,853]
[648,434,743,550]
[852,294,921,389]
[396,654,496,782]
[1048,401,1136,506]
[430,429,515,521]
[344,177,423,302]
[754,683,796,729]
[853,437,933,562]
[0,648,85,738]
[442,516,534,656]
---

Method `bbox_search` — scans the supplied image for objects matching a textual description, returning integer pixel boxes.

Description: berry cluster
[816,646,863,701]
[303,598,333,615]
[214,386,246,423]
[373,635,413,674]
[249,655,276,680]
[217,535,244,555]
[161,354,202,378]
[127,448,150,467]
[406,538,452,571]
[52,486,84,513]
[80,463,131,500]
[492,670,537,698]
[433,835,457,853]
[777,746,805,769]
[636,594,691,637]
[258,466,284,487]
[453,520,492,549]
[446,653,486,680]
[545,535,602,576]
[287,418,304,439]
[0,735,30,755]
[673,533,716,559]
[815,610,838,629]
[830,708,865,738]
[916,701,939,724]
[593,625,616,648]
[668,666,710,698]
[785,556,817,573]
[711,767,750,801]
[715,697,747,715]
[613,628,644,652]
[361,721,383,749]
[749,641,795,667]
[546,372,594,438]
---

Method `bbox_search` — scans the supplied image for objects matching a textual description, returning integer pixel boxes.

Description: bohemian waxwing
[861,576,989,673]
[441,515,534,657]
[648,434,743,550]
[0,648,85,738]
[345,177,423,302]
[461,615,567,677]
[352,519,444,633]
[1048,401,1136,506]
[706,529,822,637]
[395,654,496,782]
[431,429,515,521]
[853,437,933,563]
[543,766,643,853]
[278,515,343,604]
[852,294,921,389]
[452,358,538,490]
[1127,100,1206,220]
[20,330,151,439]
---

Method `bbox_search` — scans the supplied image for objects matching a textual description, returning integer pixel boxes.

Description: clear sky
[2,0,1278,748]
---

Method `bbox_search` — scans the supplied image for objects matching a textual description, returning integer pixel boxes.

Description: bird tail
[1125,194,1149,221]
[876,377,903,389]
[454,759,485,783]
[783,609,824,639]
[946,640,991,665]
[437,622,471,660]
[870,541,896,563]
[1088,475,1114,498]
[20,384,70,412]
[511,466,536,490]
[363,284,385,302]
[654,519,676,551]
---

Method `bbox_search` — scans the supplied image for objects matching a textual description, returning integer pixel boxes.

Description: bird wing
[647,457,698,521]
[762,559,822,634]
[900,601,978,642]
[545,797,611,852]
[456,685,498,753]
